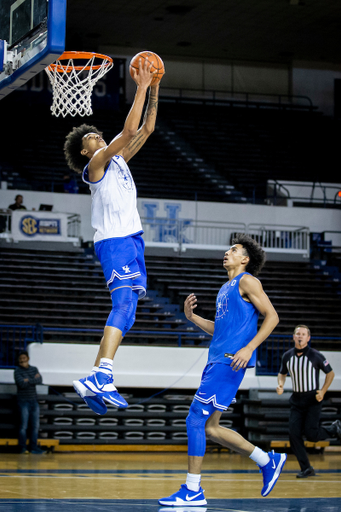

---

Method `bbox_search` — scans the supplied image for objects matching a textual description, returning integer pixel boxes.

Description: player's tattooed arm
[120,84,159,163]
[144,85,159,128]
[126,131,148,153]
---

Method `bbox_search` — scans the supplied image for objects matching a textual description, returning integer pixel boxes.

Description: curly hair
[231,233,266,276]
[64,124,103,173]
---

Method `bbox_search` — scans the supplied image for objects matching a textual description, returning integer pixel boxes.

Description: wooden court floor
[0,451,340,511]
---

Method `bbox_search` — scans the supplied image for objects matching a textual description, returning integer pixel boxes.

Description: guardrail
[40,327,211,348]
[0,325,211,368]
[142,217,310,258]
[159,87,315,111]
[267,180,341,207]
[247,224,310,255]
[2,326,340,376]
[67,213,81,238]
[0,324,43,368]
[142,217,246,253]
[0,209,11,236]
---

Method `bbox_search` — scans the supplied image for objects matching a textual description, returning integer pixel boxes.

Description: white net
[45,52,114,117]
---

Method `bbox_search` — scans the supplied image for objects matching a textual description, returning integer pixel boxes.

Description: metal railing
[0,324,43,368]
[0,209,11,236]
[181,220,246,248]
[267,181,341,208]
[247,224,310,253]
[67,213,81,238]
[2,326,340,377]
[142,217,246,252]
[159,87,315,111]
[142,217,310,257]
[40,327,211,348]
[0,324,211,368]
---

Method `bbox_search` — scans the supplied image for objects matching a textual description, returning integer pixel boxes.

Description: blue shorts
[194,363,246,411]
[94,234,147,298]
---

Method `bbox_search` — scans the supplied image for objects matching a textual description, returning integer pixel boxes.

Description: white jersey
[82,154,143,243]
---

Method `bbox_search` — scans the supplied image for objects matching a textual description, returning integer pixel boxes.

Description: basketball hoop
[45,51,114,117]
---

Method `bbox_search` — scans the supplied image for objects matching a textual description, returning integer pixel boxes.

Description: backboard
[0,0,66,100]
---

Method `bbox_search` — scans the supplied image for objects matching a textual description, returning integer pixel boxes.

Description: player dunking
[159,234,287,506]
[64,59,161,415]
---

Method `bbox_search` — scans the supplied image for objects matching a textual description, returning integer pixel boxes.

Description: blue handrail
[0,324,43,368]
[40,327,211,348]
[0,325,211,368]
[1,325,340,373]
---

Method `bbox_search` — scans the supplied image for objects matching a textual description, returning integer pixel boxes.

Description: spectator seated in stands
[8,194,27,211]
[14,351,44,454]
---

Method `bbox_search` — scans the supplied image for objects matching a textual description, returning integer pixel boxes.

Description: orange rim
[48,51,113,73]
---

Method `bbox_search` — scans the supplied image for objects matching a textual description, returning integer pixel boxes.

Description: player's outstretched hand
[184,293,197,320]
[131,58,156,88]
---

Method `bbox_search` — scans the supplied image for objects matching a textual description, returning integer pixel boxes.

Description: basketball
[129,51,165,86]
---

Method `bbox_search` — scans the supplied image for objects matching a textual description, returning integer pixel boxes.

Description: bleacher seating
[243,389,341,450]
[0,97,236,202]
[1,385,339,450]
[1,247,340,448]
[147,255,341,346]
[0,389,242,448]
[157,102,340,202]
[2,93,340,204]
[0,247,340,351]
[0,247,202,350]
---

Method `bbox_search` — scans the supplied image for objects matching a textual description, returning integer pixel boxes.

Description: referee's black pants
[289,390,330,471]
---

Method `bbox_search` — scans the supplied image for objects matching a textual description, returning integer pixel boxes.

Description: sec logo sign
[20,216,38,236]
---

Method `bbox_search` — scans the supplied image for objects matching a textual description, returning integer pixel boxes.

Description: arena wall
[1,189,340,246]
[1,344,341,392]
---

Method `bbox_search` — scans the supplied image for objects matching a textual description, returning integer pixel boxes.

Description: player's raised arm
[184,293,215,335]
[87,59,155,179]
[119,83,160,163]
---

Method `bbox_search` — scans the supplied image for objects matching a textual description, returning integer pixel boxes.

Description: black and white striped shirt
[279,347,332,393]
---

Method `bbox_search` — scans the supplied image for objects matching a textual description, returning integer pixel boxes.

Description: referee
[277,324,341,478]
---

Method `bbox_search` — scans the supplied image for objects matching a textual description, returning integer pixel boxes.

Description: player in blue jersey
[64,59,161,415]
[159,234,287,506]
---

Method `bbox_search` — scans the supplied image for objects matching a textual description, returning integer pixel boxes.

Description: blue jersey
[207,272,259,368]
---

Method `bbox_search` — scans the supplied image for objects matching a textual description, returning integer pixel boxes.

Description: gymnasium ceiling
[65,0,341,65]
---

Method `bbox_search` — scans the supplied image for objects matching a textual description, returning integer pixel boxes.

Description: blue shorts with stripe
[194,363,246,411]
[94,233,147,298]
